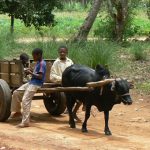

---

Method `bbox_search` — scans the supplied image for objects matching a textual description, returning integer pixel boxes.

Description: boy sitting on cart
[10,48,46,128]
[19,53,31,83]
[50,46,73,83]
[50,46,82,122]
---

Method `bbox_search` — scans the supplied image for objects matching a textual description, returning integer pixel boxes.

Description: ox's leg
[104,111,112,135]
[66,95,76,128]
[82,104,91,133]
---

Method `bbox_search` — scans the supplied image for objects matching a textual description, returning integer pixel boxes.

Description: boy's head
[20,53,29,67]
[58,46,68,60]
[32,48,43,61]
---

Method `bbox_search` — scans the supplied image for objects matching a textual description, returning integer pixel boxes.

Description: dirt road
[0,92,150,150]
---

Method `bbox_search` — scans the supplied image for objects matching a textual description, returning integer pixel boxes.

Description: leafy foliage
[0,0,62,29]
[94,0,150,40]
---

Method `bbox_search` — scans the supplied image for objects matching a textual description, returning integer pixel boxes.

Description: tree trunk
[81,0,88,7]
[10,14,14,33]
[107,0,128,41]
[147,0,150,19]
[72,0,102,42]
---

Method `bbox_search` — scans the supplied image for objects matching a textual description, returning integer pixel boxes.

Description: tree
[81,0,90,7]
[107,0,129,41]
[0,0,62,33]
[0,0,21,33]
[73,0,102,42]
[146,0,150,19]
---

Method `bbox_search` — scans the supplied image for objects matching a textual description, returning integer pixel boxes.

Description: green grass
[132,17,150,36]
[0,29,150,94]
[0,8,149,39]
[0,30,118,70]
[0,7,150,94]
[62,2,91,12]
[136,81,150,94]
[130,42,149,61]
[0,9,149,65]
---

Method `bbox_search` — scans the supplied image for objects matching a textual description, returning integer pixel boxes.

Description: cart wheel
[0,79,11,122]
[43,92,66,116]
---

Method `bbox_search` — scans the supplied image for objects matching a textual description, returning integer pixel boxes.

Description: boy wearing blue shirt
[10,48,46,128]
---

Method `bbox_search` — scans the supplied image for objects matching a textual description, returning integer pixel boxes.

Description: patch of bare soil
[0,91,150,150]
[16,36,149,44]
[16,37,99,44]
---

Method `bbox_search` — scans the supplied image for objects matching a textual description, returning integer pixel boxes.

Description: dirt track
[0,92,150,150]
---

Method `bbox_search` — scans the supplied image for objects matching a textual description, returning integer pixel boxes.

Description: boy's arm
[25,61,46,80]
[32,72,43,80]
[26,69,43,80]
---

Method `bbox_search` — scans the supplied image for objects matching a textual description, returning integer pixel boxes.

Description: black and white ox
[62,64,132,135]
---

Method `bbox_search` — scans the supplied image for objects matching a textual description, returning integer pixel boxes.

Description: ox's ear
[96,64,104,71]
[127,80,134,89]
[123,78,134,89]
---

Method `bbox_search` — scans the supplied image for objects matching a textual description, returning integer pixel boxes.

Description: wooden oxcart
[0,59,94,122]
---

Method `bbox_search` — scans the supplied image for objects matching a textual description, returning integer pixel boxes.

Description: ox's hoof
[82,128,88,133]
[70,124,76,128]
[105,130,112,136]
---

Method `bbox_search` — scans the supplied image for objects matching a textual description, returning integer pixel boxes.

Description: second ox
[62,64,132,135]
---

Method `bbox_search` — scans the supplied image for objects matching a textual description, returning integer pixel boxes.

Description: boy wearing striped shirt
[10,48,46,128]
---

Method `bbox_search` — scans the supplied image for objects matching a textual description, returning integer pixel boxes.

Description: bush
[31,40,117,69]
[94,3,150,40]
[94,11,135,40]
[67,41,117,70]
[94,15,113,39]
[130,42,147,61]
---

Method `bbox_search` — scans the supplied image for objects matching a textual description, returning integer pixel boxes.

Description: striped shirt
[30,60,46,86]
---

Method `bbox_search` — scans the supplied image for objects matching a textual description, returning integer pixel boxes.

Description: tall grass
[0,8,149,39]
[0,30,16,59]
[0,29,118,70]
[63,2,91,12]
[130,42,149,61]
[25,40,118,69]
[37,40,118,69]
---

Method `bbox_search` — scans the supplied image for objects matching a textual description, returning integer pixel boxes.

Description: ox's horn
[86,79,115,88]
[127,80,134,89]
[122,78,133,84]
[127,80,133,84]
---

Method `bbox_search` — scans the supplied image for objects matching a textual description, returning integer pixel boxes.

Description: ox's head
[96,64,110,79]
[87,78,133,105]
[111,78,132,105]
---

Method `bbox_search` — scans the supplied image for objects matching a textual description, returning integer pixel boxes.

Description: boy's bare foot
[16,123,30,128]
[9,112,22,119]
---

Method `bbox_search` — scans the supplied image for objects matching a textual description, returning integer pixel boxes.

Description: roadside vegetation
[0,2,150,93]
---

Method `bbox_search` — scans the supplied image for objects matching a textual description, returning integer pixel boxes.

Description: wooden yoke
[86,79,115,88]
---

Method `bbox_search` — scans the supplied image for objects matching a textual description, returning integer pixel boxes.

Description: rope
[121,93,130,96]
